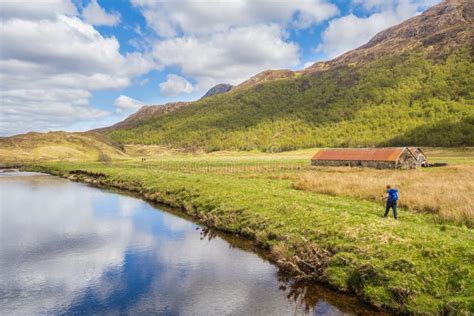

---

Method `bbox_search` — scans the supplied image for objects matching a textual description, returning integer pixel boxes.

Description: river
[0,172,381,315]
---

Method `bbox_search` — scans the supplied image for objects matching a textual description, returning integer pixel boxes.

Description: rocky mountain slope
[304,0,472,72]
[93,102,190,133]
[237,0,473,88]
[201,83,234,98]
[104,0,473,150]
[95,84,234,133]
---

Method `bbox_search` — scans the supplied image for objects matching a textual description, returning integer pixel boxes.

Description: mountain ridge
[201,83,234,98]
[103,0,473,150]
[305,0,472,72]
[235,0,472,89]
[92,101,191,133]
[94,83,235,133]
[99,0,472,138]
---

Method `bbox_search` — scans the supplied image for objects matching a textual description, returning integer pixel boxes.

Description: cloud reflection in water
[0,174,370,315]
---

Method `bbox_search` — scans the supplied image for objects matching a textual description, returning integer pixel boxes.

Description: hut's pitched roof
[311,148,408,162]
[408,147,425,156]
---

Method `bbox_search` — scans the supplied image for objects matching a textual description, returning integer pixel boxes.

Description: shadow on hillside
[385,117,474,147]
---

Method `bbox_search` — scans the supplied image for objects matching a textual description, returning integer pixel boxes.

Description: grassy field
[22,147,474,314]
[120,146,474,224]
[295,165,473,225]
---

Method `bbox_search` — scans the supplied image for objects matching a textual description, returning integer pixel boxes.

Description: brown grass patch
[294,165,473,225]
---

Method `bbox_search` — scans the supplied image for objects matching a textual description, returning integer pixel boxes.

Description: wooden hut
[311,147,422,169]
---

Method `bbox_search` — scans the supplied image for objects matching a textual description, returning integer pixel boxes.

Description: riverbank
[4,171,386,315]
[24,156,473,315]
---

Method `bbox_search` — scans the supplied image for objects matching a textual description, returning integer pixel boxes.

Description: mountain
[234,0,473,89]
[0,132,127,163]
[201,83,234,98]
[304,0,473,72]
[93,102,191,133]
[104,0,473,151]
[95,84,234,134]
[96,84,235,134]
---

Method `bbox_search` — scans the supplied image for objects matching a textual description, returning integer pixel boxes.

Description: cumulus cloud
[353,0,439,11]
[316,12,401,58]
[82,0,121,26]
[131,0,336,93]
[114,95,144,112]
[132,0,339,37]
[317,0,439,58]
[1,179,156,315]
[303,61,316,69]
[0,0,77,20]
[152,24,300,91]
[0,3,155,135]
[159,74,194,96]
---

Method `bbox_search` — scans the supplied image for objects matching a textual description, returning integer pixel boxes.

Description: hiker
[383,185,398,219]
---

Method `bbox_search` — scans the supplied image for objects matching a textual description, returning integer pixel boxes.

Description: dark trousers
[384,200,398,219]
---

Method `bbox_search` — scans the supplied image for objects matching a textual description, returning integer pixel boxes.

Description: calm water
[0,172,379,315]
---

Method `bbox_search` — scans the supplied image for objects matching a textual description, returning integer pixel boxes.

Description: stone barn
[408,147,428,166]
[311,147,422,169]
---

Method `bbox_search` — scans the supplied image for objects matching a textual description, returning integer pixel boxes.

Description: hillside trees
[108,48,473,151]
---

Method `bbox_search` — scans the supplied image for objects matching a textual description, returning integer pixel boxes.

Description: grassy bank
[24,150,473,315]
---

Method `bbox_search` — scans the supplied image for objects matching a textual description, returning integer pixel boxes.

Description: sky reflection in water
[0,173,373,315]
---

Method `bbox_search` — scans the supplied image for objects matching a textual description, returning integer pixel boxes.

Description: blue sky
[0,0,439,135]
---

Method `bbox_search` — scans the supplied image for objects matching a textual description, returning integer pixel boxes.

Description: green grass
[26,155,474,315]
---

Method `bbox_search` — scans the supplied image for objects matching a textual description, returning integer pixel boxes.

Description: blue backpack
[388,189,398,201]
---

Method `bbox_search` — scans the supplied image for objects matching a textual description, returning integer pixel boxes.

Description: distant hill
[103,0,473,151]
[92,102,191,133]
[201,83,234,98]
[95,84,235,134]
[0,132,127,163]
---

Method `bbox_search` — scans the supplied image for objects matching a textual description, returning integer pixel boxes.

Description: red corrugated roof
[311,148,407,162]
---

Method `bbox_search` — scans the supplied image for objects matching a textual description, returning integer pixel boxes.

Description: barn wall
[410,148,427,165]
[397,150,418,169]
[311,160,397,169]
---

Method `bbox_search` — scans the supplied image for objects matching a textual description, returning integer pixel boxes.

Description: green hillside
[107,48,473,151]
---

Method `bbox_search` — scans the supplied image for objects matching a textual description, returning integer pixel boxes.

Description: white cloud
[82,0,121,26]
[303,60,317,68]
[152,24,300,91]
[0,88,108,131]
[159,74,194,96]
[353,0,439,11]
[137,77,150,86]
[130,0,336,96]
[317,0,437,58]
[0,0,77,20]
[132,0,339,37]
[0,180,156,315]
[114,95,144,112]
[0,6,155,135]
